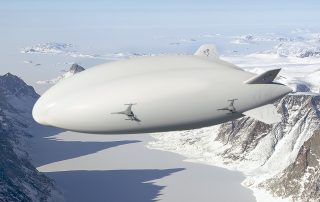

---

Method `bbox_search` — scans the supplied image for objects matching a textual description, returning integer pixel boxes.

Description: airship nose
[32,95,55,126]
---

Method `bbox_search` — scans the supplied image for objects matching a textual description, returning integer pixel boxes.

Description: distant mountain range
[0,73,62,201]
[21,42,73,55]
[20,42,145,60]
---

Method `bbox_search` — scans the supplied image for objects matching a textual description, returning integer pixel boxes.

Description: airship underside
[32,45,292,134]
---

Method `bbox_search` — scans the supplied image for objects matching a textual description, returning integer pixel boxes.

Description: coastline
[32,131,255,202]
[148,132,289,202]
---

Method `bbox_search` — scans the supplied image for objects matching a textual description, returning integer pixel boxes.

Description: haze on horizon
[1,0,320,92]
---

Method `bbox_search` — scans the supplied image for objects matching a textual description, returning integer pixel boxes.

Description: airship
[32,45,292,134]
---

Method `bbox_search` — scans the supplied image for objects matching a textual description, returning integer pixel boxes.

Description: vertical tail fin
[194,44,219,59]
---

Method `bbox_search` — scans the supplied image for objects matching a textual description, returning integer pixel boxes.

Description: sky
[1,0,320,93]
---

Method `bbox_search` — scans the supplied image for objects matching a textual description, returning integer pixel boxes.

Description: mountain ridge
[0,73,62,202]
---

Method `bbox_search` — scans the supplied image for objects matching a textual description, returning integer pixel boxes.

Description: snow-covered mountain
[272,41,320,58]
[36,63,85,85]
[21,42,73,55]
[230,33,301,45]
[149,93,320,202]
[0,73,62,202]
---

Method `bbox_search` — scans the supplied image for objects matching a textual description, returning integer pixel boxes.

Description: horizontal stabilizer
[244,69,281,84]
[194,44,219,59]
[243,104,281,124]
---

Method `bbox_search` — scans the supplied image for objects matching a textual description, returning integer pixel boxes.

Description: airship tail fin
[244,69,281,84]
[243,104,281,124]
[194,44,219,59]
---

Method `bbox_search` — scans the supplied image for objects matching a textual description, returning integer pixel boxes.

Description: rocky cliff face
[261,130,320,201]
[0,73,62,202]
[149,94,320,202]
[68,63,85,74]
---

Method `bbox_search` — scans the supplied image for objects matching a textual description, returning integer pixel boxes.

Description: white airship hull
[33,46,292,134]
